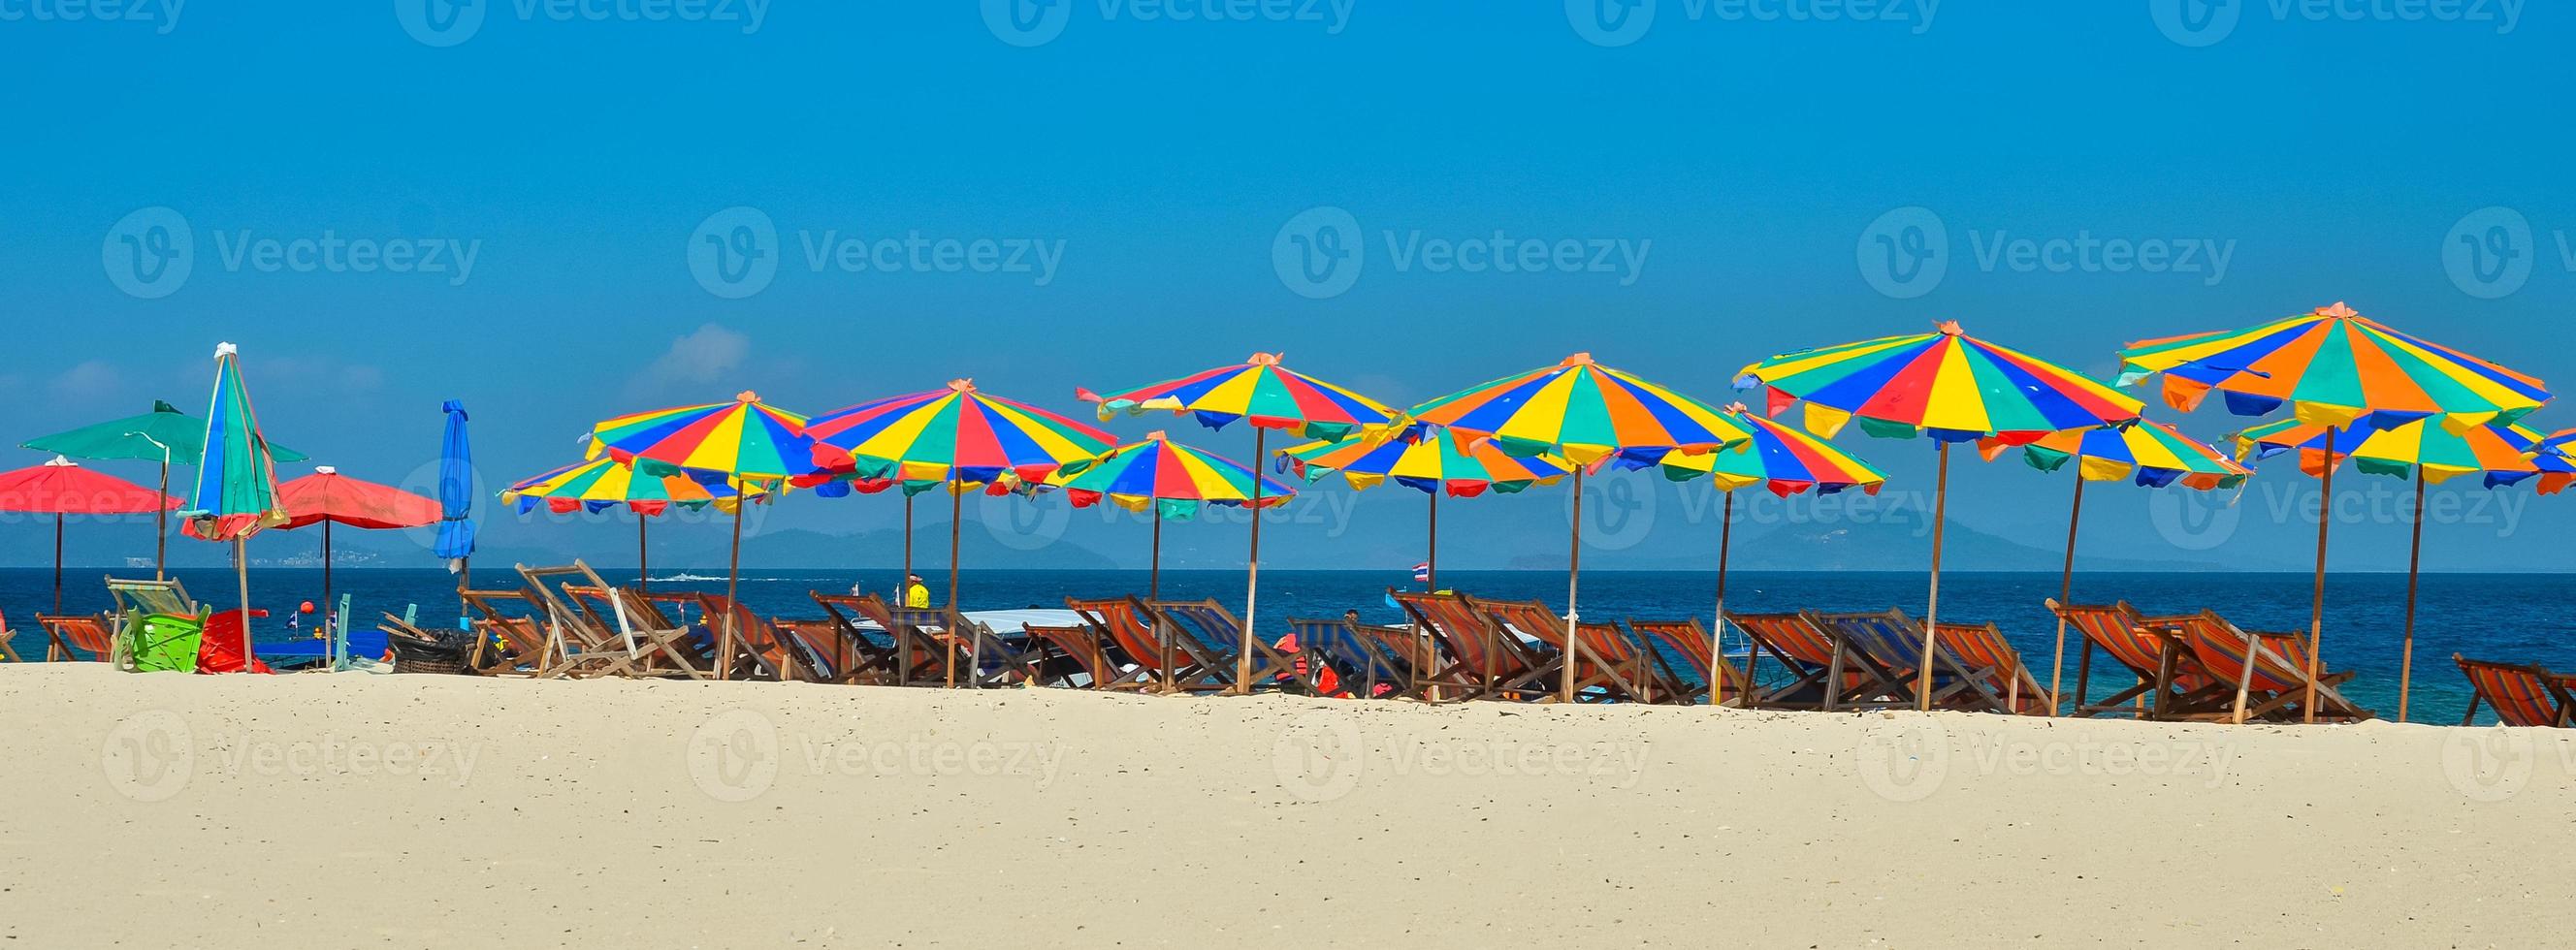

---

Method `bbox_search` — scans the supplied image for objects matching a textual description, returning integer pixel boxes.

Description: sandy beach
[1,663,2565,948]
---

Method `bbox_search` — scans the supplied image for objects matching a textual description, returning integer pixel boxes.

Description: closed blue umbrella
[435,400,477,629]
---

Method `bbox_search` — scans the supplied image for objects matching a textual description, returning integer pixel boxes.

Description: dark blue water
[10,566,2563,726]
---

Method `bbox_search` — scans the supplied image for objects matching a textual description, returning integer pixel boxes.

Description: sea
[8,566,2565,726]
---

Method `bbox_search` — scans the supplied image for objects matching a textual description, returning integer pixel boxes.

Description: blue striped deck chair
[1805,609,2011,712]
[1288,616,1417,699]
[1143,599,1302,694]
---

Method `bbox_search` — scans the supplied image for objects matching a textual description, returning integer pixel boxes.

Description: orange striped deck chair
[36,614,115,662]
[2046,600,2228,719]
[1625,618,1753,706]
[2455,655,2572,727]
[803,593,916,685]
[1390,589,1539,700]
[1935,621,2051,715]
[833,593,951,686]
[1023,623,1120,688]
[1725,610,1898,711]
[1469,597,1636,702]
[2171,611,2372,722]
[1069,596,1203,692]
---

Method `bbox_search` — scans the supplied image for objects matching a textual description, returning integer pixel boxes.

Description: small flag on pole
[1411,561,1431,584]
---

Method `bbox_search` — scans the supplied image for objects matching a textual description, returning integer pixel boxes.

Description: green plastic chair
[128,613,204,673]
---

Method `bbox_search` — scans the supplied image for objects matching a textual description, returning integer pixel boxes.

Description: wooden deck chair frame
[1069,596,1211,693]
[2046,600,2232,720]
[559,582,718,680]
[1626,618,1754,707]
[2172,611,2372,723]
[106,576,205,669]
[1805,610,2012,713]
[2454,654,2572,728]
[36,614,116,663]
[1935,620,2052,715]
[1021,622,1120,687]
[1143,598,1303,694]
[1388,589,1545,701]
[513,564,677,680]
[0,610,18,663]
[889,605,1035,688]
[1288,615,1419,700]
[1726,610,1908,711]
[804,593,915,685]
[1459,595,1634,703]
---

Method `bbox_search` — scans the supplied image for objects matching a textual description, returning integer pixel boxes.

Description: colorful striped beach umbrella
[179,343,289,668]
[503,457,759,594]
[0,457,177,614]
[589,391,813,680]
[1283,427,1572,590]
[1989,420,2249,713]
[23,400,304,579]
[2119,303,2552,722]
[807,380,1114,685]
[1648,406,1887,706]
[1739,322,2143,711]
[1082,354,1398,692]
[2234,414,2564,722]
[1408,353,1754,702]
[1050,430,1295,600]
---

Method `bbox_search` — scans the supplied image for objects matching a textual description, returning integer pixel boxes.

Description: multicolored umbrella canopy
[22,399,305,467]
[588,391,814,482]
[503,457,758,515]
[1052,431,1295,518]
[1736,321,2144,442]
[1079,352,1396,440]
[1408,353,1754,464]
[1652,408,1887,496]
[2231,415,2566,491]
[181,344,288,543]
[806,379,1115,488]
[1996,420,2250,490]
[2116,301,2551,430]
[1282,428,1572,496]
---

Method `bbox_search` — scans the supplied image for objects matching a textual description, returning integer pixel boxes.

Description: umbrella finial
[315,465,337,475]
[2316,301,2358,319]
[1935,320,1963,336]
[1560,352,1595,367]
[1724,401,1752,414]
[948,378,976,393]
[1146,429,1169,441]
[213,341,238,358]
[44,456,76,467]
[152,400,180,413]
[735,390,759,403]
[1247,352,1283,366]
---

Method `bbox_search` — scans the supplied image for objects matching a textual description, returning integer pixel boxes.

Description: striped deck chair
[890,606,1035,688]
[1727,610,1901,711]
[1067,596,1196,691]
[2454,655,2572,727]
[1144,599,1303,694]
[1352,619,1461,701]
[2170,612,2372,723]
[692,594,838,682]
[0,610,18,663]
[36,614,115,662]
[1936,621,2051,715]
[1286,616,1409,699]
[831,593,951,687]
[563,584,722,680]
[518,565,708,680]
[1626,618,1755,707]
[2046,600,2228,719]
[1807,610,2012,712]
[1389,589,1545,701]
[1463,597,1620,702]
[1023,623,1118,687]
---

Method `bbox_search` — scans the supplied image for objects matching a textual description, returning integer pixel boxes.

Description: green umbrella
[24,399,304,578]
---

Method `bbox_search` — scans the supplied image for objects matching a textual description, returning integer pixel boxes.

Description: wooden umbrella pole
[1562,469,1584,704]
[235,538,252,673]
[1917,442,1951,712]
[947,484,961,689]
[2399,469,2426,723]
[2045,477,2085,717]
[2302,455,2334,723]
[1713,490,1734,708]
[155,455,169,580]
[1149,507,1162,601]
[722,498,743,681]
[904,494,915,593]
[637,517,649,594]
[1238,428,1267,694]
[1426,491,1438,590]
[53,513,65,615]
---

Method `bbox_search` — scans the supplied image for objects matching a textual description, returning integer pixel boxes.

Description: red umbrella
[275,467,440,626]
[0,457,178,614]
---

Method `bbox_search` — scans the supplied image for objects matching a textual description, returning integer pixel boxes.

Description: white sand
[1,663,2566,948]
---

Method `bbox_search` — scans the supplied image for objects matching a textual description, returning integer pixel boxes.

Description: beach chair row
[2453,654,2576,727]
[2045,600,2373,723]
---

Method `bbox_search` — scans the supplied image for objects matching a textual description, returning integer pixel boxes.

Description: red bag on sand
[198,609,274,674]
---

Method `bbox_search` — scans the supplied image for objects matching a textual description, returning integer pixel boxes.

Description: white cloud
[640,324,751,388]
[48,360,126,403]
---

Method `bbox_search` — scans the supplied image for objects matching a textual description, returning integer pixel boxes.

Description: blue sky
[2,2,2570,572]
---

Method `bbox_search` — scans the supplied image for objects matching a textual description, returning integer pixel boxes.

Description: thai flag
[1411,561,1431,583]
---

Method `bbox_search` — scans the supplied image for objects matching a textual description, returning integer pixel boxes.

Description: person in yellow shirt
[903,574,931,609]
